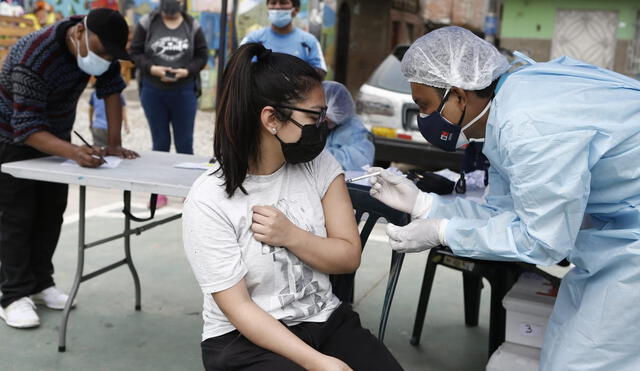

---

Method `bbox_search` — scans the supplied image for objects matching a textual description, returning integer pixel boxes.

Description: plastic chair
[330,183,410,341]
[410,246,561,357]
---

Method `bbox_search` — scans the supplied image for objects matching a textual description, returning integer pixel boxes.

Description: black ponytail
[213,43,322,198]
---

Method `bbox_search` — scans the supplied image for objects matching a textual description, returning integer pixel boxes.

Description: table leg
[58,186,86,352]
[123,191,142,311]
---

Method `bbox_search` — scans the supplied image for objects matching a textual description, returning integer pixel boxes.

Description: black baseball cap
[86,8,130,61]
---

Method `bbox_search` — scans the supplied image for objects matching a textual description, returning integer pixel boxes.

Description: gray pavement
[74,84,216,158]
[0,86,555,370]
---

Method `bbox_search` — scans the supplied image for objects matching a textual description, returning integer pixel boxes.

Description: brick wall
[339,0,424,93]
[421,0,488,30]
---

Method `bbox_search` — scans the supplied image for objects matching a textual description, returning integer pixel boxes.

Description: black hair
[434,78,499,99]
[266,0,300,8]
[213,43,322,198]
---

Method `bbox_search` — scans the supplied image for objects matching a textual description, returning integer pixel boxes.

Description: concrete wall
[501,0,639,40]
[500,38,551,62]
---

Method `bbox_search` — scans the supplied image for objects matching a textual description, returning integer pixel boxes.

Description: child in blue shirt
[89,91,129,147]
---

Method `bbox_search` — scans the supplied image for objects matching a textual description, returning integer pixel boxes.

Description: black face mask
[275,106,329,164]
[161,0,181,16]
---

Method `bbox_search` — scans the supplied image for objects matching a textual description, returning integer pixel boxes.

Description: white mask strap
[438,88,451,113]
[83,18,91,53]
[461,99,491,131]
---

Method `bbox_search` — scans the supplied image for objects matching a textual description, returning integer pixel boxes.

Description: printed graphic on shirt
[262,198,325,318]
[150,36,190,62]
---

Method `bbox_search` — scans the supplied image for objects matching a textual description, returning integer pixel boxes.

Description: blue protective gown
[426,54,640,370]
[325,116,375,171]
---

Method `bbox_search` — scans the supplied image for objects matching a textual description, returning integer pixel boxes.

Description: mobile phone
[165,70,176,78]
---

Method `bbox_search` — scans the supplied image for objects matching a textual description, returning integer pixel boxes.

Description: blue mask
[417,89,491,152]
[268,9,293,28]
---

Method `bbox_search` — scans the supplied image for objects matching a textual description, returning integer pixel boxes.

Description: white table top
[1,151,210,197]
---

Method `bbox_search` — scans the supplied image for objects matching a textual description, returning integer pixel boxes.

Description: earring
[271,127,277,134]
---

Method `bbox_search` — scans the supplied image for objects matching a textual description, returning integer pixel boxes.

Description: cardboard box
[502,273,557,348]
[486,342,541,371]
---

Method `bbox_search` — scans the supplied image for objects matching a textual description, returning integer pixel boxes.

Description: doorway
[334,2,351,84]
[551,10,618,69]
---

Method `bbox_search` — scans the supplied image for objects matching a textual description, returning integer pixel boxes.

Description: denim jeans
[140,79,197,154]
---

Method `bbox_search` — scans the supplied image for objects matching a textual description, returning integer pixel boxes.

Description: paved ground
[74,84,216,158]
[0,86,569,370]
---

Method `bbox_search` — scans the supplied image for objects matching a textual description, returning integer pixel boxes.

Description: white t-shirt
[182,151,344,340]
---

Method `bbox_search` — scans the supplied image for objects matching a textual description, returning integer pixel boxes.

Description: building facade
[334,0,424,92]
[421,0,488,30]
[499,0,640,76]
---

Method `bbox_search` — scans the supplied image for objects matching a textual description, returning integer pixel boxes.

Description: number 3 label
[519,322,542,337]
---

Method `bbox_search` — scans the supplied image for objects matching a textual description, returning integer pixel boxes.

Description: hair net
[323,81,356,125]
[401,26,510,90]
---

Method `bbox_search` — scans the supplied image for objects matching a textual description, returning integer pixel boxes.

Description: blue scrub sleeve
[326,118,374,171]
[240,32,257,45]
[427,167,514,220]
[307,38,327,71]
[444,129,596,266]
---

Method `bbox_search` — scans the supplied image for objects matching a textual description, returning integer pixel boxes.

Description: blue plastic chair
[330,183,410,341]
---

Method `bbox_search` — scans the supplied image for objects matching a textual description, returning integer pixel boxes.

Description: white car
[355,46,464,170]
[355,46,424,142]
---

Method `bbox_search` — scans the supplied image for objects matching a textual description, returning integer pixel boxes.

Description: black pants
[201,303,404,371]
[0,143,68,308]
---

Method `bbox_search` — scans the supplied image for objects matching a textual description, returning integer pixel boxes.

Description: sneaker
[31,286,77,310]
[0,297,40,328]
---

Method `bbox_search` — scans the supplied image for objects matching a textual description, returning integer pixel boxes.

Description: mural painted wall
[51,0,89,16]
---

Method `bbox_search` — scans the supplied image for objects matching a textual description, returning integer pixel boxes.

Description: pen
[345,171,381,183]
[73,130,106,165]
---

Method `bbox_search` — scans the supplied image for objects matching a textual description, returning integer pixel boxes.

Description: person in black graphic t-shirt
[129,0,207,208]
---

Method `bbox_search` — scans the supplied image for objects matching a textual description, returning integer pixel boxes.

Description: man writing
[0,8,138,328]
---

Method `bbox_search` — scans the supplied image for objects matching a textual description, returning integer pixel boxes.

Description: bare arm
[24,131,104,167]
[252,175,361,274]
[104,93,122,147]
[104,94,138,158]
[89,106,94,128]
[213,280,351,370]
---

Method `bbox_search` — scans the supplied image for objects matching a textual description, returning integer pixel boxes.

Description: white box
[486,342,540,371]
[502,273,557,348]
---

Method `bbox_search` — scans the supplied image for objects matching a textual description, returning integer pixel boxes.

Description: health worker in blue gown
[367,26,640,371]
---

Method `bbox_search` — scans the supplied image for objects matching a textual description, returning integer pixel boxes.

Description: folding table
[1,150,209,351]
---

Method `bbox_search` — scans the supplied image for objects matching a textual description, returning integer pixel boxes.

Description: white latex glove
[368,167,433,218]
[386,218,449,253]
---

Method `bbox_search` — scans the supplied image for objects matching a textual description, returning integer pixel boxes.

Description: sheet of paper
[173,162,215,170]
[61,156,122,169]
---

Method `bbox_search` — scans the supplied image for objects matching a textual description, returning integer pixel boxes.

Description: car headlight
[356,93,395,116]
[403,104,419,131]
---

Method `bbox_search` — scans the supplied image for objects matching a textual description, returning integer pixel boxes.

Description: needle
[346,171,381,183]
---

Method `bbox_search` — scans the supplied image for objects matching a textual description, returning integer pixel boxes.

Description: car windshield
[366,47,412,94]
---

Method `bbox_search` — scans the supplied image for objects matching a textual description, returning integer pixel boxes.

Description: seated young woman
[182,43,403,371]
